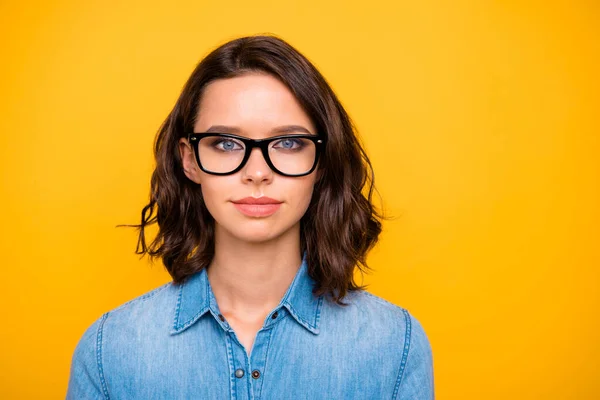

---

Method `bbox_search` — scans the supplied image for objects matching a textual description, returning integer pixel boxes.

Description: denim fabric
[67,253,434,399]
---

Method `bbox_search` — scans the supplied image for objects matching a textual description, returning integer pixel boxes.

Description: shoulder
[106,280,174,315]
[356,290,431,354]
[71,281,176,357]
[340,290,434,398]
[67,281,176,398]
[326,289,430,337]
[323,289,433,368]
[359,291,431,344]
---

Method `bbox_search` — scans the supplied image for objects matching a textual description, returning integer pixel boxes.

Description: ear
[314,167,324,186]
[178,138,202,184]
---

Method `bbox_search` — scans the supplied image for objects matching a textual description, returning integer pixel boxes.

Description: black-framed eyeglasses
[186,132,327,177]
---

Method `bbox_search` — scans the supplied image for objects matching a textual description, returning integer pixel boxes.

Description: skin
[178,72,320,355]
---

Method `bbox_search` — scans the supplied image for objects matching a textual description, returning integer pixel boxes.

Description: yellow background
[1,0,598,398]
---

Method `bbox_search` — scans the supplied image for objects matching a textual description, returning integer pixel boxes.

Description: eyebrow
[204,125,314,135]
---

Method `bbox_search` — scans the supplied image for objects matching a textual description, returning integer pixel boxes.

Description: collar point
[169,323,189,335]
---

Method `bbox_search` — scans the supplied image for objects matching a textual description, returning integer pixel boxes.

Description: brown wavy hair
[120,34,388,305]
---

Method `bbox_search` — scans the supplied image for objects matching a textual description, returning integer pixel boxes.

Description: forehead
[194,72,315,135]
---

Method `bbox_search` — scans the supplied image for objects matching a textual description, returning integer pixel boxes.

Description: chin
[217,219,274,239]
[233,229,281,244]
[218,219,299,244]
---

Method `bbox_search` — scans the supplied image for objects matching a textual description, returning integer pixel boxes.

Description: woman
[67,34,434,399]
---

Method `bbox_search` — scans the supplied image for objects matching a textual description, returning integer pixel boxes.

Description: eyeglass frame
[185,132,327,177]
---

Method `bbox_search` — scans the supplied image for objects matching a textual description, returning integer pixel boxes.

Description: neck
[207,224,303,321]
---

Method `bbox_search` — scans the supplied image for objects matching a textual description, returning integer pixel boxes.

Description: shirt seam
[225,332,236,400]
[392,309,412,400]
[109,283,171,314]
[172,282,184,331]
[96,312,110,400]
[241,336,251,400]
[257,324,275,398]
[361,290,406,311]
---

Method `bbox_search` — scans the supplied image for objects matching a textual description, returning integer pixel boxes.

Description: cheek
[288,180,316,216]
[198,179,230,217]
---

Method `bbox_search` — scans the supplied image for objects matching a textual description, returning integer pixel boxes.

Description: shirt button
[235,369,244,378]
[251,370,261,379]
[271,311,278,319]
[218,314,226,322]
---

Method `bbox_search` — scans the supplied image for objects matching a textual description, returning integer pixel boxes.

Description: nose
[241,147,273,184]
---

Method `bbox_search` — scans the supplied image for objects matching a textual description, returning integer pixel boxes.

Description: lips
[231,197,282,217]
[232,196,282,205]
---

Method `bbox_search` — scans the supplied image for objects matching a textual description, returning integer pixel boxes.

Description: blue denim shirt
[67,254,434,399]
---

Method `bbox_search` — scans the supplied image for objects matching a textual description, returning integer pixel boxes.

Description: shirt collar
[170,251,324,336]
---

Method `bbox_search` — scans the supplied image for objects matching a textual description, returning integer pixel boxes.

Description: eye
[212,138,244,152]
[272,138,305,151]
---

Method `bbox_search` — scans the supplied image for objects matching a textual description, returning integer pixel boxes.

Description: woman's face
[179,72,319,244]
